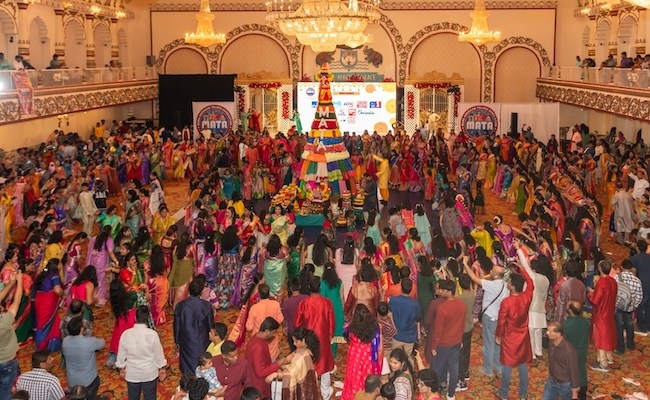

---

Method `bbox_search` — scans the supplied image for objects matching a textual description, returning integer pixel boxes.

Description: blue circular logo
[306,87,315,96]
[196,105,233,136]
[460,105,498,137]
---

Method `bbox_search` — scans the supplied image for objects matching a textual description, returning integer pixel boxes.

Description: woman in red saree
[341,304,381,400]
[34,258,64,351]
[106,279,137,368]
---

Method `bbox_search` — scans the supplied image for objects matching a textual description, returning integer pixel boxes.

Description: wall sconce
[115,10,126,18]
[57,114,69,127]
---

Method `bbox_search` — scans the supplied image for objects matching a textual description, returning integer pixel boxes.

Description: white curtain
[498,103,560,143]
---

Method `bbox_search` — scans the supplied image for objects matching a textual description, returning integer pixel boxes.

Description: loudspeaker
[172,111,181,129]
[146,55,155,66]
[510,112,518,135]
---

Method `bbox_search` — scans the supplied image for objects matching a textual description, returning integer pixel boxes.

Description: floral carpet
[14,180,650,399]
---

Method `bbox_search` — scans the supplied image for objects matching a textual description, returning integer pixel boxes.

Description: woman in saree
[232,237,257,307]
[240,206,259,246]
[261,234,288,301]
[279,327,321,400]
[34,258,64,351]
[132,226,153,266]
[119,252,146,291]
[169,232,195,307]
[341,304,381,400]
[217,225,241,308]
[97,205,122,239]
[270,205,289,245]
[107,279,137,368]
[345,262,379,320]
[14,258,35,344]
[402,228,425,283]
[124,189,143,237]
[126,150,142,183]
[63,232,88,295]
[69,264,97,323]
[42,230,65,274]
[160,226,177,275]
[147,245,169,327]
[199,231,219,289]
[86,224,119,306]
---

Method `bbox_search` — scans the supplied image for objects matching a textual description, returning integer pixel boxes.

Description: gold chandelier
[185,0,226,47]
[458,0,501,46]
[266,0,381,52]
[578,0,647,16]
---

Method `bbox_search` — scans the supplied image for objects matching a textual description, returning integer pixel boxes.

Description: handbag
[478,282,505,321]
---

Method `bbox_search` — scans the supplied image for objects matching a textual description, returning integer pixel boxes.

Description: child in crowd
[207,322,228,357]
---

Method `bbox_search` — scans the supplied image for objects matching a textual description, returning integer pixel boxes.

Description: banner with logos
[12,70,34,116]
[192,101,236,139]
[457,102,559,143]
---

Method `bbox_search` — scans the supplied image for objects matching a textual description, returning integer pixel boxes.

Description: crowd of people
[0,119,648,400]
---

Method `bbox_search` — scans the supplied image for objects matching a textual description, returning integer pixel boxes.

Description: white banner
[192,101,236,139]
[456,102,559,143]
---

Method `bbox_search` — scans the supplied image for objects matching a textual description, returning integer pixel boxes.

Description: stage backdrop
[192,101,236,138]
[158,74,236,130]
[457,102,559,143]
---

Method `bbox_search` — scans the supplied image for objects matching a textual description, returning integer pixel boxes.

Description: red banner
[12,70,33,116]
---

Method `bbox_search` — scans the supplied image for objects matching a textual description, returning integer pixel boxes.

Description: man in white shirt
[79,182,98,235]
[628,169,649,200]
[116,306,167,400]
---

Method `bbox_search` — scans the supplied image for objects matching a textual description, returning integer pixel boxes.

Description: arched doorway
[595,20,611,65]
[0,9,17,58]
[64,19,85,68]
[29,16,49,69]
[617,14,637,55]
[94,23,111,67]
[118,28,128,66]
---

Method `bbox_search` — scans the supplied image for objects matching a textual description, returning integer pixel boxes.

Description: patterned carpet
[14,180,650,400]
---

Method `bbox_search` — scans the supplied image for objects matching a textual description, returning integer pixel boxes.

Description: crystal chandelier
[185,0,226,47]
[625,0,649,7]
[458,0,501,46]
[266,0,381,52]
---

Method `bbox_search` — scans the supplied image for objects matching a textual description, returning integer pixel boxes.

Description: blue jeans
[500,363,528,399]
[0,358,19,400]
[541,378,572,400]
[615,309,635,352]
[481,314,502,375]
[127,378,158,400]
[432,344,460,398]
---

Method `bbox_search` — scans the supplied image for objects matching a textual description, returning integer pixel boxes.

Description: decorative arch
[214,25,294,76]
[494,47,541,102]
[164,47,208,74]
[117,27,128,65]
[63,16,85,43]
[617,12,638,49]
[0,5,17,35]
[482,36,551,102]
[595,17,611,46]
[29,16,47,39]
[155,39,216,73]
[582,25,590,50]
[403,22,471,86]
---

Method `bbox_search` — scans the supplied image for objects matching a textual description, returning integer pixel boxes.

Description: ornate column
[109,18,119,65]
[54,9,66,63]
[16,3,30,57]
[84,14,96,68]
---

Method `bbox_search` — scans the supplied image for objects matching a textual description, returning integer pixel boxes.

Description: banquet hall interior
[0,0,650,398]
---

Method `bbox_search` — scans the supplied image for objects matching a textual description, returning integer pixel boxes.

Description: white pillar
[84,14,95,68]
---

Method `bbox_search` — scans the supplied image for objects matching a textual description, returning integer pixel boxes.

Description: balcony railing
[550,66,650,90]
[0,67,157,92]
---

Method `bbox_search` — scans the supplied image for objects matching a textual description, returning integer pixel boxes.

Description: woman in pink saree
[34,258,65,351]
[147,245,169,326]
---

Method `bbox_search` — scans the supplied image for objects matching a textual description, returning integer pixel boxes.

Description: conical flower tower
[297,63,354,203]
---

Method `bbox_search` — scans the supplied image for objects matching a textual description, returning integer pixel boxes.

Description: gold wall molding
[536,79,650,121]
[150,1,556,11]
[0,81,157,125]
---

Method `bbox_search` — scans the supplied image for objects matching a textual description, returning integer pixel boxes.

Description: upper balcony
[0,67,158,125]
[536,66,650,121]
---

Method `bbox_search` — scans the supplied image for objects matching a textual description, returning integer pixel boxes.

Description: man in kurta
[372,153,390,204]
[564,300,590,399]
[246,284,284,360]
[495,245,534,400]
[174,278,214,375]
[611,183,637,244]
[245,317,284,399]
[294,276,336,400]
[213,340,251,400]
[588,260,618,373]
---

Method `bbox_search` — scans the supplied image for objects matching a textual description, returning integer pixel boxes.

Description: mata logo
[196,105,233,136]
[460,105,498,137]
